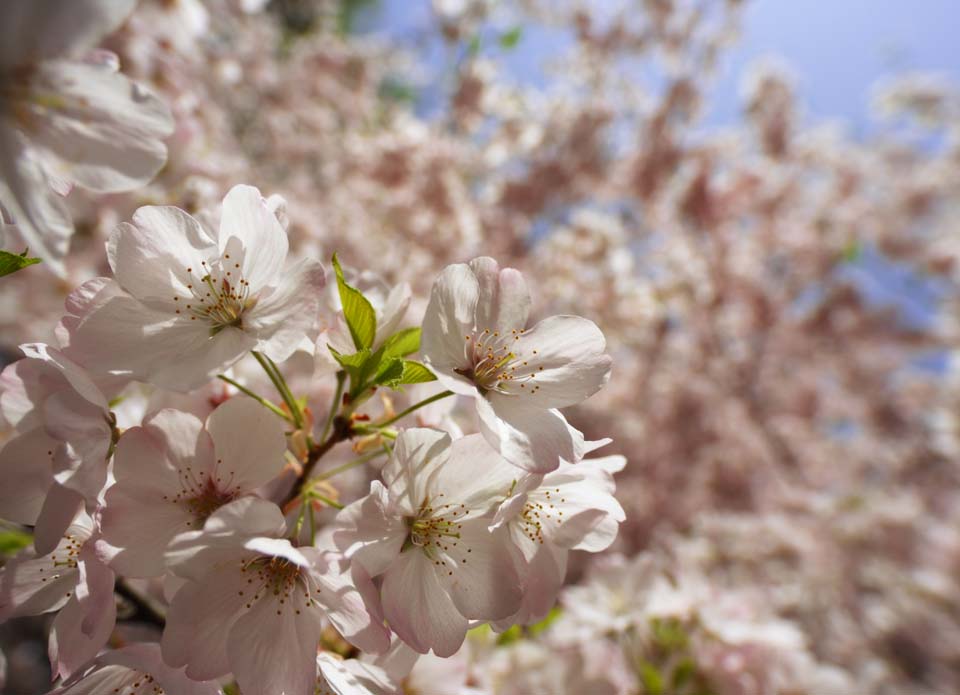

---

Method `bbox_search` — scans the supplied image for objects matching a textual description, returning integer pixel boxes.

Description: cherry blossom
[492,450,626,629]
[162,497,390,695]
[315,653,397,695]
[421,257,611,472]
[0,343,114,553]
[99,396,288,577]
[0,500,115,681]
[62,184,326,390]
[47,643,222,695]
[334,428,526,656]
[0,0,173,273]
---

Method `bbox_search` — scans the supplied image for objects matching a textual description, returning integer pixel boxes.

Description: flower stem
[376,390,454,428]
[217,375,293,423]
[313,449,385,482]
[252,351,304,429]
[319,371,346,442]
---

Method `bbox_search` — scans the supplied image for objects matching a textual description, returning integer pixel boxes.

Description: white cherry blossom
[63,184,326,390]
[421,257,611,472]
[0,343,114,553]
[315,653,397,695]
[492,450,626,629]
[334,428,526,657]
[99,396,288,577]
[162,497,390,695]
[0,0,173,273]
[0,500,115,681]
[47,643,222,695]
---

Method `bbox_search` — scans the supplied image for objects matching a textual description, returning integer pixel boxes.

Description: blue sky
[363,0,960,130]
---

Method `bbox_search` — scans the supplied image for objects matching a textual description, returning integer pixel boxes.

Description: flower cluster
[3,0,960,693]
[0,17,619,682]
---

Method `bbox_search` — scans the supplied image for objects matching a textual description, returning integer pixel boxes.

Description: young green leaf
[0,528,33,555]
[398,361,436,385]
[382,326,421,358]
[0,249,41,278]
[332,254,377,350]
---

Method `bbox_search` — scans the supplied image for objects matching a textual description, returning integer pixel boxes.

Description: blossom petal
[206,396,287,490]
[382,550,468,657]
[162,561,249,681]
[0,428,55,524]
[333,481,407,577]
[247,258,326,363]
[49,592,117,681]
[421,263,479,388]
[218,185,288,290]
[0,127,71,273]
[28,60,173,193]
[226,591,323,695]
[469,257,530,334]
[108,205,217,303]
[478,395,585,473]
[382,428,452,516]
[504,315,611,408]
[0,0,137,68]
[435,520,524,622]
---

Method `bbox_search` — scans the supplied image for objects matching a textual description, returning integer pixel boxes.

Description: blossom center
[175,256,257,336]
[164,466,236,526]
[238,555,325,616]
[108,670,165,694]
[456,328,542,395]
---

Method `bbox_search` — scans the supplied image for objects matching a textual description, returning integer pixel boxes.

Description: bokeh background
[3,1,960,693]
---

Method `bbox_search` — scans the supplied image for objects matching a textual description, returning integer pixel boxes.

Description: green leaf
[0,529,32,556]
[0,249,41,278]
[374,357,405,386]
[328,346,371,386]
[671,657,696,689]
[638,661,664,695]
[332,254,377,350]
[498,26,523,49]
[382,327,421,359]
[397,361,437,386]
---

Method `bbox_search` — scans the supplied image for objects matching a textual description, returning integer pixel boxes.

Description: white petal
[427,434,528,517]
[33,483,84,556]
[206,396,287,491]
[162,562,249,681]
[226,591,322,695]
[381,550,468,657]
[382,428,452,516]
[435,519,523,622]
[218,185,288,290]
[0,0,137,68]
[421,263,479,378]
[0,428,55,524]
[317,653,397,695]
[248,258,326,362]
[333,481,407,577]
[28,60,173,192]
[48,592,116,681]
[108,205,217,303]
[469,257,530,334]
[478,395,584,473]
[502,316,611,408]
[100,482,193,577]
[0,127,71,273]
[19,343,108,410]
[304,549,390,655]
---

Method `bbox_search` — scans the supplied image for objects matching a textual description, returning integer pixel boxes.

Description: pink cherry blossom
[162,497,390,695]
[335,428,526,656]
[63,184,326,390]
[99,395,288,577]
[421,257,611,473]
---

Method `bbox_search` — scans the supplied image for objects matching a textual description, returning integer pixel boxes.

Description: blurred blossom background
[3,0,960,693]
